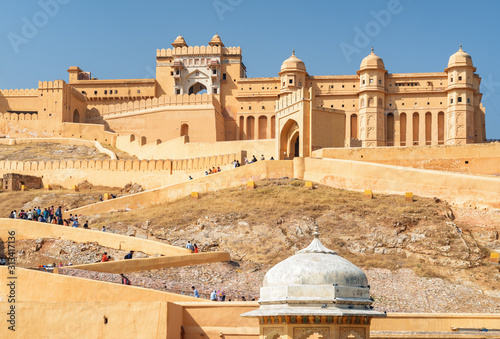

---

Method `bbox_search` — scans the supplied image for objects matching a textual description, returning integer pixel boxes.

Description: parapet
[275,87,308,111]
[98,94,220,117]
[156,45,241,58]
[0,88,38,97]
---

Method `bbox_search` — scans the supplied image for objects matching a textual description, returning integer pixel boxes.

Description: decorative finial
[371,46,374,53]
[313,221,320,239]
[459,43,462,51]
[292,49,295,56]
[296,220,337,254]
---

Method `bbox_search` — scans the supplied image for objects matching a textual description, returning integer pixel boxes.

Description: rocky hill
[8,178,500,312]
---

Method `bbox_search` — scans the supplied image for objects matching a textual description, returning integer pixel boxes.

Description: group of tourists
[9,206,64,223]
[204,166,222,175]
[185,241,199,253]
[190,286,254,302]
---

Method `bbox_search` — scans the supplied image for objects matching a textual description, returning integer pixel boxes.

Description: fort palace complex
[1,35,500,339]
[0,35,487,160]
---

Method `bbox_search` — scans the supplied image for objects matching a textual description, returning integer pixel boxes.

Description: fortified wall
[313,142,500,176]
[0,152,240,189]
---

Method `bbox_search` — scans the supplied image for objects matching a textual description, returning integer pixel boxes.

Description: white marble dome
[242,225,384,317]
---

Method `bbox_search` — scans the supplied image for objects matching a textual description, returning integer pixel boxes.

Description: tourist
[120,273,131,285]
[192,286,199,298]
[102,252,109,262]
[57,217,63,225]
[193,244,199,253]
[217,166,221,172]
[102,226,106,232]
[72,218,79,227]
[55,206,62,219]
[189,175,193,180]
[186,241,194,252]
[270,156,274,160]
[124,250,134,260]
[51,217,57,225]
[13,210,17,219]
[252,155,257,163]
[244,157,249,165]
[63,219,69,226]
[27,209,33,220]
[205,171,208,175]
[83,221,89,229]
[241,296,246,301]
[236,160,241,167]
[210,290,217,301]
[0,258,5,265]
[260,154,265,160]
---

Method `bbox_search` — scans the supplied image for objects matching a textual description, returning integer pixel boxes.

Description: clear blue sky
[1,0,499,138]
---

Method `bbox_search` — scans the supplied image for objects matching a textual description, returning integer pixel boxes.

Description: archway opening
[73,109,80,123]
[188,82,207,95]
[350,114,358,139]
[425,112,432,145]
[280,119,300,159]
[400,113,407,146]
[413,112,419,145]
[180,123,189,137]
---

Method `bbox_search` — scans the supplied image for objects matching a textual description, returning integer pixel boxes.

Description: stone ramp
[68,252,231,274]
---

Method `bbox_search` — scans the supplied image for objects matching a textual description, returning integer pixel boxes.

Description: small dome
[280,50,307,73]
[263,239,368,289]
[360,47,385,70]
[209,33,224,47]
[448,45,473,67]
[172,35,187,48]
[241,225,384,318]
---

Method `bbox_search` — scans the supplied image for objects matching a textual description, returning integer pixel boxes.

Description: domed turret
[360,47,385,70]
[448,44,473,68]
[208,33,224,47]
[280,50,307,73]
[171,35,188,48]
[243,223,384,318]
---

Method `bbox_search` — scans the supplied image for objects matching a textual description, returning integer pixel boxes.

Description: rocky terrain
[6,178,500,312]
[0,142,112,161]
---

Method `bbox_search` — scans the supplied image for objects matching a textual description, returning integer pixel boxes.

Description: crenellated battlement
[96,94,220,117]
[0,112,38,120]
[0,153,237,174]
[0,88,38,97]
[156,45,241,58]
[38,80,65,90]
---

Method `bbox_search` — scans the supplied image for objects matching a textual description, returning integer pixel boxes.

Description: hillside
[6,178,500,312]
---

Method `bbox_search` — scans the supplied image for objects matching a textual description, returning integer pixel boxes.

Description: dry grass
[0,142,110,161]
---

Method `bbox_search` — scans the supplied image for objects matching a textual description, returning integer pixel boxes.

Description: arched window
[258,116,267,139]
[400,113,407,146]
[412,112,419,145]
[387,113,394,145]
[246,116,255,140]
[350,114,358,139]
[438,112,445,144]
[425,112,432,145]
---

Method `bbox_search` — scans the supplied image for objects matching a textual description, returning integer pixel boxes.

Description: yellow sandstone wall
[0,152,239,189]
[313,142,500,176]
[295,157,500,208]
[67,160,295,216]
[0,218,190,256]
[116,134,276,160]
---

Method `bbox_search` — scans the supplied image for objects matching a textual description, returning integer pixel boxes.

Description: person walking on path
[210,290,217,301]
[120,273,131,285]
[124,250,134,259]
[192,286,200,298]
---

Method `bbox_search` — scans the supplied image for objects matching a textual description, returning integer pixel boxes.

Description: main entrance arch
[188,82,207,95]
[279,119,300,159]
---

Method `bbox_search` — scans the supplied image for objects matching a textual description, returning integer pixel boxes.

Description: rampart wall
[0,152,240,189]
[0,218,190,256]
[313,143,500,176]
[91,93,221,118]
[116,134,275,160]
[67,160,294,216]
[295,157,500,208]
